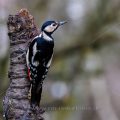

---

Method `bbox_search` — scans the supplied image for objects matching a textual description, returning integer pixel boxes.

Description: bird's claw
[30,104,36,111]
[30,104,45,114]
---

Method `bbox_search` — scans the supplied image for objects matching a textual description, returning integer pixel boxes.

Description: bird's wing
[26,38,39,80]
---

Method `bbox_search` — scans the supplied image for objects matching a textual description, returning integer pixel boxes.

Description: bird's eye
[52,23,56,26]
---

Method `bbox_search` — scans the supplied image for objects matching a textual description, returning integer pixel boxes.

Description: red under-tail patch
[28,68,31,80]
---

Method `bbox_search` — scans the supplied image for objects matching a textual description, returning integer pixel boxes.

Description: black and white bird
[26,20,67,108]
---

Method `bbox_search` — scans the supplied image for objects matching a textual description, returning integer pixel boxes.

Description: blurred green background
[0,0,120,120]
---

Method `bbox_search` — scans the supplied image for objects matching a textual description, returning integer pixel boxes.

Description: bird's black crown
[41,21,56,31]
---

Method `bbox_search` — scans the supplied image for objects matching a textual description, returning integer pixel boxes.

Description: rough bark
[3,9,44,120]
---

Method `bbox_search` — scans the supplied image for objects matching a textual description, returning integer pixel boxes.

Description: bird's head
[41,20,67,35]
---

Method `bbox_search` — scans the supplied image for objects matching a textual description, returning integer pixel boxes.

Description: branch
[3,9,44,120]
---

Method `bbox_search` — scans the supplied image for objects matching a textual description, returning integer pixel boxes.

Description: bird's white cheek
[44,26,57,32]
[44,26,53,32]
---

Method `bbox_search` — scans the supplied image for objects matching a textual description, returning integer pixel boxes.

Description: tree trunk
[3,9,44,120]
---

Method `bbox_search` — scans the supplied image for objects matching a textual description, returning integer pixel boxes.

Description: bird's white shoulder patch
[33,42,37,56]
[32,42,39,66]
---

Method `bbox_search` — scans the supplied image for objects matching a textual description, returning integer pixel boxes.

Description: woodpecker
[26,20,67,108]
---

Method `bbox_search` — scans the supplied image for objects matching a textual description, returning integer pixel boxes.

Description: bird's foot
[30,104,37,111]
[35,106,45,114]
[28,92,31,100]
[30,104,45,114]
[28,86,32,100]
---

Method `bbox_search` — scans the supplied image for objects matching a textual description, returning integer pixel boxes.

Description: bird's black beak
[58,21,67,26]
